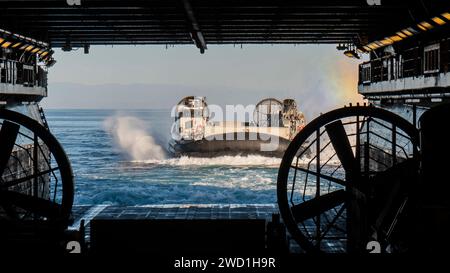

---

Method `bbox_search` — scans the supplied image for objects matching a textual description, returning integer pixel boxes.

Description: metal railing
[358,40,450,85]
[0,58,47,88]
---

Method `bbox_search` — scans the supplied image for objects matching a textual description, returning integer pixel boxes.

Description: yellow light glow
[25,45,34,51]
[442,12,450,20]
[359,15,446,54]
[432,17,446,25]
[344,52,353,57]
[40,51,49,57]
[402,29,414,36]
[380,38,393,45]
[12,42,22,48]
[368,43,379,50]
[390,35,403,42]
[37,50,44,54]
[418,21,434,30]
[1,41,12,48]
[417,24,427,31]
[396,32,407,38]
[423,22,434,29]
[31,47,40,53]
[344,50,359,59]
[0,38,4,44]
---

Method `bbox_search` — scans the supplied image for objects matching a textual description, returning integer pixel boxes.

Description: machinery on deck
[0,109,76,253]
[277,104,449,253]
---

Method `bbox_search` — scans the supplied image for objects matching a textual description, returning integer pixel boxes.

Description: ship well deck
[69,204,312,254]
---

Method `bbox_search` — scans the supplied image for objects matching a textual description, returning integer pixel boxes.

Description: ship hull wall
[168,132,291,157]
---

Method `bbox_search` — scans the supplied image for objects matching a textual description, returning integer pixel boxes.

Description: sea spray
[104,115,166,161]
[134,155,282,167]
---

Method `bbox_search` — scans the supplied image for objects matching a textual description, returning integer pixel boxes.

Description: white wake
[134,155,281,167]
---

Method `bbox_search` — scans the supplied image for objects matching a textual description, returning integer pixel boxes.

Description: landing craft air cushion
[168,97,306,157]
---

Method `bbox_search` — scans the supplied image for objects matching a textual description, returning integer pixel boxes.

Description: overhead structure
[358,11,450,53]
[0,28,55,66]
[0,0,448,53]
[181,0,207,53]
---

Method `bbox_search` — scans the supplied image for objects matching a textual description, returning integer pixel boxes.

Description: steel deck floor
[69,204,344,253]
[70,204,278,241]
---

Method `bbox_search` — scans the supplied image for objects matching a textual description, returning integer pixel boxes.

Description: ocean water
[46,109,280,206]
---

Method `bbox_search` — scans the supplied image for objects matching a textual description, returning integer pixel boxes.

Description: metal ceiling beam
[0,0,447,49]
[46,31,360,36]
[48,40,350,47]
[48,36,357,41]
[181,0,207,54]
[41,27,369,32]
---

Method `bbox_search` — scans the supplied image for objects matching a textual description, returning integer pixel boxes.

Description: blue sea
[46,109,280,206]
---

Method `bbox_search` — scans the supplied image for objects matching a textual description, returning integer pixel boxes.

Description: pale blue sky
[43,44,365,119]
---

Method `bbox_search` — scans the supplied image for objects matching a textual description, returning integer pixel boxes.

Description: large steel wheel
[277,106,419,253]
[0,109,74,229]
